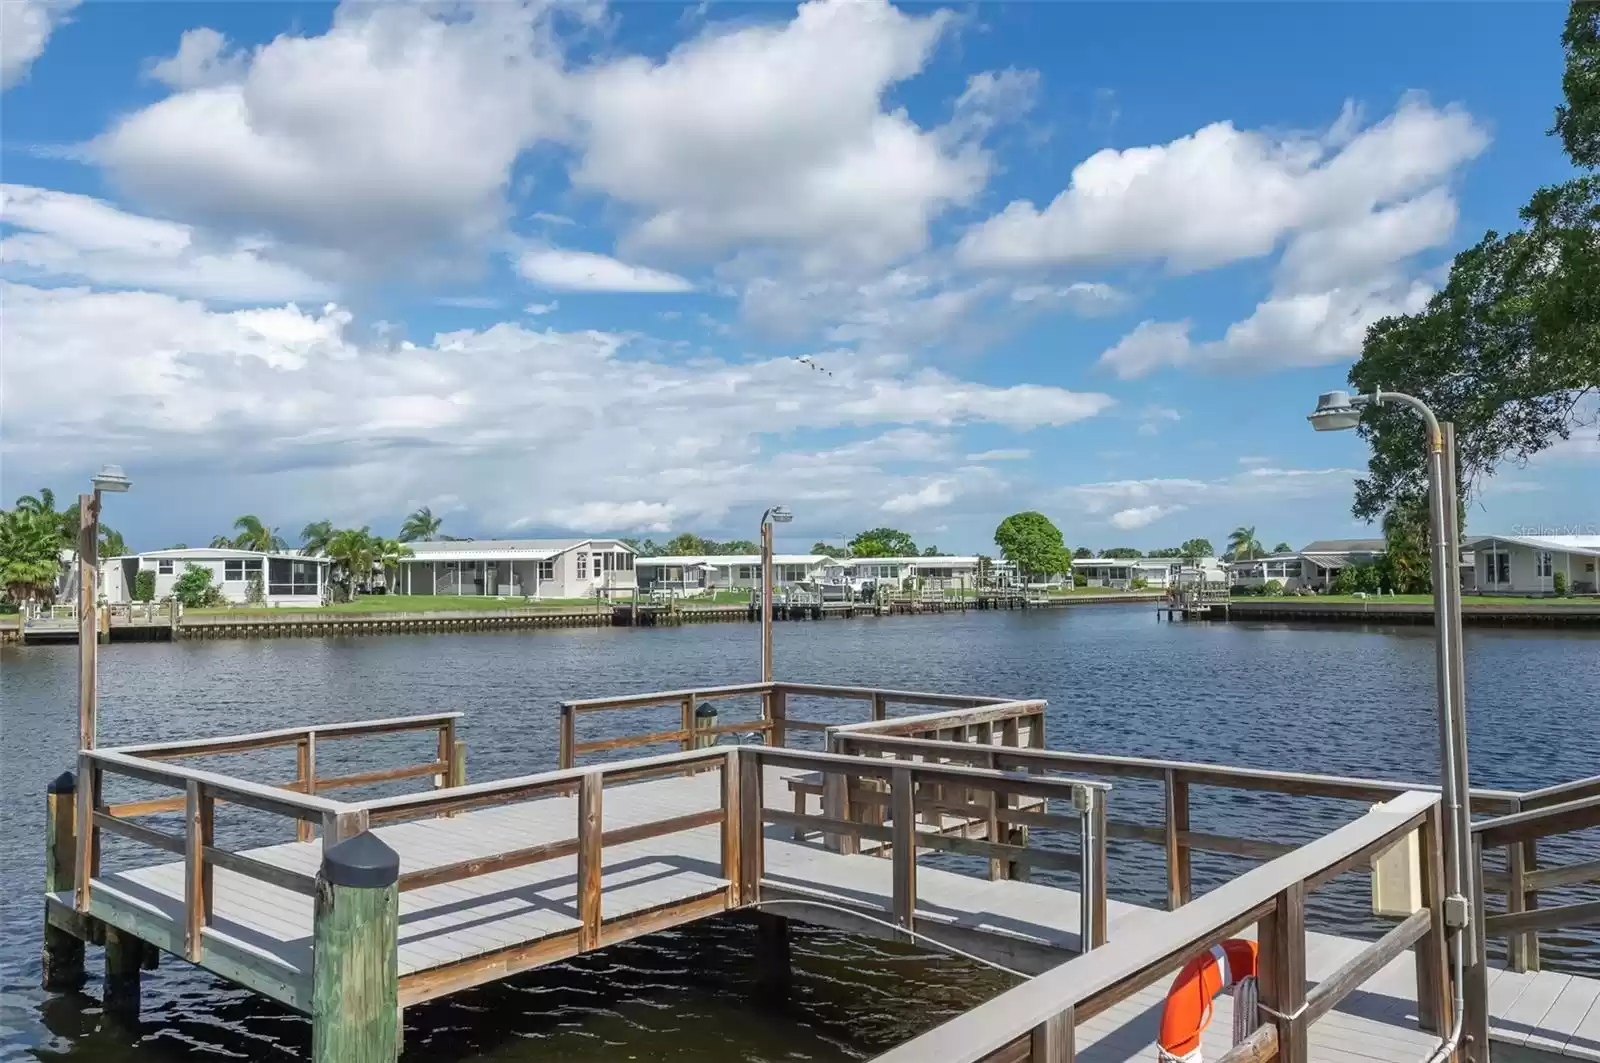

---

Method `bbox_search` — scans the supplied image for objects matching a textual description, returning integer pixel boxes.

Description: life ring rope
[1157,938,1259,1063]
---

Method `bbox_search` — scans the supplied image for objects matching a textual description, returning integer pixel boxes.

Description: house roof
[1462,534,1600,558]
[110,548,329,564]
[1300,539,1386,555]
[1075,557,1221,569]
[844,556,992,567]
[639,554,829,567]
[400,538,632,562]
[1227,552,1300,567]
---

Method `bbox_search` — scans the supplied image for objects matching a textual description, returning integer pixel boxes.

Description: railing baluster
[1165,768,1191,908]
[577,772,603,950]
[1416,805,1452,1036]
[1031,1005,1075,1063]
[739,751,764,906]
[1258,881,1308,1063]
[74,753,97,913]
[559,704,575,770]
[1078,787,1108,950]
[721,749,741,905]
[183,780,213,961]
[297,733,317,841]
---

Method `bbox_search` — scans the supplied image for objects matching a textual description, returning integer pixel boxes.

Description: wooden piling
[754,911,792,1003]
[42,770,86,991]
[102,925,143,1022]
[312,832,400,1063]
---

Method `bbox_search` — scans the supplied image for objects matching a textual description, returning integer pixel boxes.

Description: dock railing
[868,790,1450,1063]
[556,680,1015,769]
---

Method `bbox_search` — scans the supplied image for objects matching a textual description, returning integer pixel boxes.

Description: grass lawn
[677,591,754,605]
[1234,594,1595,607]
[189,595,618,615]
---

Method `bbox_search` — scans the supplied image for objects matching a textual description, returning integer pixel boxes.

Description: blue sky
[2,0,1592,555]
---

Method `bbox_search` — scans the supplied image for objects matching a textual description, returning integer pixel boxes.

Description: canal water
[2,606,1596,1061]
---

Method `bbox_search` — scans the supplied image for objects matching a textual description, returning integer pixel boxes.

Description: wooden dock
[39,681,1600,1063]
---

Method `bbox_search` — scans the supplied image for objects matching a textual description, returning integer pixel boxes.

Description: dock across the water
[40,680,1600,1063]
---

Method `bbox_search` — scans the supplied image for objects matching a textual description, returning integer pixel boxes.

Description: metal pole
[1442,423,1475,958]
[77,490,100,751]
[760,520,774,682]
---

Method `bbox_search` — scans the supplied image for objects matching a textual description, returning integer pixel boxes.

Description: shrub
[246,572,266,605]
[1130,577,1149,590]
[172,563,225,608]
[1073,572,1087,588]
[1554,570,1569,596]
[133,570,156,602]
[1264,579,1284,596]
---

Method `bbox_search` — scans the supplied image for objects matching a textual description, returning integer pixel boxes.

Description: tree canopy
[1226,526,1264,561]
[848,527,918,557]
[993,512,1069,577]
[810,542,851,558]
[1348,1,1599,521]
[399,506,445,543]
[1072,546,1093,559]
[1098,547,1141,559]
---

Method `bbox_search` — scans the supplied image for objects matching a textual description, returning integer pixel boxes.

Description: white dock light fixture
[759,505,793,683]
[1307,385,1477,1063]
[80,464,133,752]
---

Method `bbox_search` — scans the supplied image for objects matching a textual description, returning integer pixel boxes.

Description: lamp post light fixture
[1307,388,1477,1056]
[79,465,132,751]
[759,506,793,683]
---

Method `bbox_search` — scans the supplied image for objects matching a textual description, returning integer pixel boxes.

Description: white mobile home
[393,539,637,600]
[102,548,330,607]
[834,556,1004,591]
[1074,557,1225,590]
[1463,535,1600,596]
[636,554,832,594]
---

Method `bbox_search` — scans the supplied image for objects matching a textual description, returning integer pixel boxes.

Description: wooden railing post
[297,733,317,842]
[721,750,742,905]
[1078,787,1108,950]
[312,832,400,1063]
[73,753,99,914]
[739,750,764,906]
[1521,837,1540,972]
[1465,836,1491,1063]
[1165,769,1191,909]
[871,691,887,722]
[183,780,215,962]
[892,766,916,931]
[578,772,603,950]
[1257,881,1307,1063]
[1416,805,1453,1037]
[680,696,696,754]
[42,770,86,991]
[1031,1005,1075,1063]
[769,686,788,747]
[559,705,575,770]
[1504,797,1530,972]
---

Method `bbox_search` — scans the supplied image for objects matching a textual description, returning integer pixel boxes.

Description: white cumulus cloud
[1,0,78,90]
[1109,504,1184,530]
[518,248,693,293]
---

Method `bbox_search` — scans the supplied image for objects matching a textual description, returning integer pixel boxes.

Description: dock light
[91,464,133,492]
[759,504,792,684]
[1306,390,1369,432]
[765,506,793,524]
[1307,384,1476,1058]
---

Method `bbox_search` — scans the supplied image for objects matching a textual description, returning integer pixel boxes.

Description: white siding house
[103,548,329,607]
[393,539,637,600]
[1074,557,1225,589]
[636,554,831,593]
[1463,535,1600,596]
[834,556,1004,590]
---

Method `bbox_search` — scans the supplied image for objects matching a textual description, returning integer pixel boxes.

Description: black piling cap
[321,832,399,889]
[47,770,76,795]
[695,702,719,719]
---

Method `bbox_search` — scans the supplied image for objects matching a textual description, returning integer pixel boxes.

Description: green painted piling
[312,832,400,1063]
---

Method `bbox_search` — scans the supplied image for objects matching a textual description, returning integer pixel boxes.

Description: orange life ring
[1157,938,1258,1063]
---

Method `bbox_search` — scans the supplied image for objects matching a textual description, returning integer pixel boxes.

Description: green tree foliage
[1180,538,1215,560]
[1376,497,1433,594]
[327,527,378,598]
[810,542,851,558]
[300,520,336,555]
[1555,570,1571,595]
[1330,564,1384,596]
[1072,546,1093,559]
[1147,547,1183,558]
[660,533,757,555]
[228,515,287,552]
[133,569,157,602]
[1272,542,1293,554]
[374,537,413,590]
[246,572,266,605]
[621,538,664,557]
[993,512,1069,578]
[1350,2,1599,521]
[849,527,918,557]
[399,506,445,543]
[14,487,127,555]
[0,508,64,604]
[172,563,225,607]
[1227,526,1263,560]
[1098,547,1141,559]
[921,545,944,556]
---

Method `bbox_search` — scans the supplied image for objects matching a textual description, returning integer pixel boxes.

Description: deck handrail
[101,711,464,759]
[868,790,1444,1063]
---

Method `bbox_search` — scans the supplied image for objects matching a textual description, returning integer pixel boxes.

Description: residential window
[224,559,263,581]
[1537,552,1553,578]
[577,553,587,579]
[267,558,319,596]
[603,552,615,572]
[1483,551,1510,585]
[537,561,554,581]
[624,554,634,570]
[157,559,174,575]
[738,566,753,580]
[1284,561,1302,578]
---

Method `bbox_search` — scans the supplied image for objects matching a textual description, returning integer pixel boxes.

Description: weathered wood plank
[577,773,603,951]
[892,766,915,931]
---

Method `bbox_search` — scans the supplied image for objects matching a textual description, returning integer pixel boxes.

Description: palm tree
[14,488,57,516]
[1227,525,1264,561]
[326,527,378,599]
[374,537,414,591]
[229,515,287,553]
[1272,541,1293,554]
[300,520,336,556]
[399,506,443,543]
[0,508,65,605]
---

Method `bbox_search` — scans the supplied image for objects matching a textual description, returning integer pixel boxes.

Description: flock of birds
[795,356,833,377]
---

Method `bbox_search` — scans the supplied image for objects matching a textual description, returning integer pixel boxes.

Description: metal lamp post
[1309,390,1475,1057]
[759,505,793,682]
[79,465,132,751]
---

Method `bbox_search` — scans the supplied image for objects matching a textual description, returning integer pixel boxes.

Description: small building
[1074,556,1226,590]
[636,554,831,594]
[1227,552,1311,592]
[1295,539,1387,590]
[1462,534,1600,596]
[832,556,1007,591]
[393,539,637,600]
[102,548,330,607]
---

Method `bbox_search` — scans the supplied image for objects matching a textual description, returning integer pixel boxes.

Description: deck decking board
[65,765,1599,1060]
